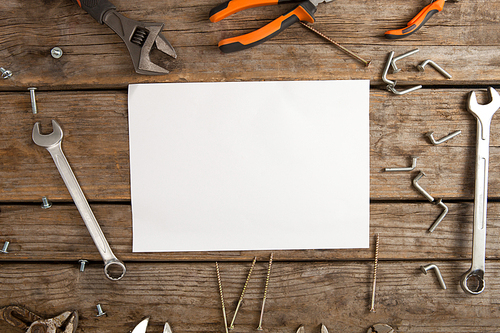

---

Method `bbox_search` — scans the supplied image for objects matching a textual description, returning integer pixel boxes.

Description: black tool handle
[72,0,116,24]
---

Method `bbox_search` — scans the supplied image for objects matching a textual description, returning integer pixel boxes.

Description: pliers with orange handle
[210,0,333,53]
[385,0,446,39]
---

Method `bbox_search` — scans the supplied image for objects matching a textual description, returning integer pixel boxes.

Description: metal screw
[41,196,52,209]
[215,262,229,333]
[369,234,380,312]
[420,263,447,289]
[0,67,13,79]
[1,241,10,254]
[28,87,38,114]
[428,199,449,233]
[96,304,107,317]
[257,253,273,331]
[229,257,257,330]
[300,22,371,67]
[426,130,462,145]
[51,47,63,59]
[417,60,452,79]
[391,48,419,73]
[385,156,418,172]
[412,171,435,203]
[79,259,89,272]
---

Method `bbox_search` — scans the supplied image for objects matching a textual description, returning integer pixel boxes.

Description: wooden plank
[1,201,500,261]
[0,0,499,88]
[1,88,500,202]
[1,260,500,332]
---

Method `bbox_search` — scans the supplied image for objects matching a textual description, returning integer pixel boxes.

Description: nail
[300,22,371,67]
[215,262,229,333]
[28,87,38,114]
[421,263,447,290]
[229,257,257,330]
[426,130,461,145]
[385,156,418,172]
[96,304,107,317]
[257,253,273,331]
[369,234,380,312]
[1,241,10,254]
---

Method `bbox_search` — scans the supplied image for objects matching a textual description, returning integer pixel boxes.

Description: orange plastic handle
[210,0,280,22]
[385,0,445,39]
[218,2,316,53]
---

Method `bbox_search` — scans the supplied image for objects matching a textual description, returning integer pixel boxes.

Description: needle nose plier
[385,0,446,39]
[210,0,333,53]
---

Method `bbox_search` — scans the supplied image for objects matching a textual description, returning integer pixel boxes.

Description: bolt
[51,47,63,59]
[421,263,447,289]
[0,67,13,79]
[0,241,10,254]
[96,304,107,317]
[417,59,452,79]
[41,196,52,209]
[79,259,89,272]
[28,87,38,114]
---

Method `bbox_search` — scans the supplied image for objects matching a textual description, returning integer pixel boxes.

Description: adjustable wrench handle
[46,143,126,281]
[72,0,116,24]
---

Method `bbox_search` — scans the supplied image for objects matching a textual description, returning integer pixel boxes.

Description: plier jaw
[0,305,78,333]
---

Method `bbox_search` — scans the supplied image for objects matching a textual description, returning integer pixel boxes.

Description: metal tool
[461,87,500,294]
[412,171,435,203]
[417,59,452,79]
[429,198,448,233]
[367,323,394,333]
[72,0,176,75]
[391,48,419,73]
[382,51,422,95]
[421,263,447,289]
[131,318,173,333]
[384,156,418,172]
[32,120,126,281]
[210,0,333,53]
[296,324,329,333]
[0,305,78,333]
[426,130,461,145]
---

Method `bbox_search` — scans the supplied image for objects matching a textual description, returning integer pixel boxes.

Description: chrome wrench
[32,120,126,281]
[461,87,500,294]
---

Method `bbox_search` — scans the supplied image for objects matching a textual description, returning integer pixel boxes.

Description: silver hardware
[1,241,10,254]
[41,196,52,209]
[387,84,423,95]
[428,199,448,233]
[51,47,63,59]
[391,48,419,73]
[0,67,13,79]
[382,51,396,86]
[461,87,500,295]
[385,156,418,172]
[79,259,88,272]
[96,304,106,317]
[417,59,452,79]
[421,263,447,289]
[32,120,126,281]
[426,130,462,145]
[369,234,380,312]
[367,323,395,333]
[412,171,435,203]
[28,87,38,114]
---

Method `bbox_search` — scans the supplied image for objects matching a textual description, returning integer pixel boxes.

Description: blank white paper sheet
[128,80,370,252]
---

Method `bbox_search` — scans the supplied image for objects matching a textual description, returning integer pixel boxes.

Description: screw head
[0,68,13,79]
[51,47,63,59]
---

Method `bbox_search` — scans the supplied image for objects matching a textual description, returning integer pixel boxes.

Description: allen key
[426,130,461,145]
[412,171,434,203]
[385,156,418,172]
[429,199,449,233]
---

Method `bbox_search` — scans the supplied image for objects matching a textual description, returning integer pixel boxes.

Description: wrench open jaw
[461,87,500,295]
[32,120,126,281]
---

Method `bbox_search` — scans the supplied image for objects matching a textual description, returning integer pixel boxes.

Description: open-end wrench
[461,87,500,294]
[32,120,126,281]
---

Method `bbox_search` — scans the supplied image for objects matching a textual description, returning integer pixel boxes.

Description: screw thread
[215,262,229,333]
[257,253,274,330]
[369,234,380,312]
[229,256,257,329]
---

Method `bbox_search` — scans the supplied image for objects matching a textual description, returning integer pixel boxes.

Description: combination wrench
[461,87,500,294]
[32,120,126,281]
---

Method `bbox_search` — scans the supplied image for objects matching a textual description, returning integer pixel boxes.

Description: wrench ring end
[461,269,485,295]
[104,259,126,281]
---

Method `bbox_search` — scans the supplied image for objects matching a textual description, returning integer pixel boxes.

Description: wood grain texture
[0,0,499,89]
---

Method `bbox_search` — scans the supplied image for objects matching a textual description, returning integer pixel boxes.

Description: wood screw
[79,259,88,272]
[257,253,273,330]
[369,234,380,312]
[28,87,38,114]
[41,196,52,209]
[229,257,257,330]
[215,262,229,333]
[0,67,13,79]
[96,304,107,317]
[1,241,10,254]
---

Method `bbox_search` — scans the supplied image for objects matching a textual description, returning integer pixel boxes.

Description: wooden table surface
[2,0,500,332]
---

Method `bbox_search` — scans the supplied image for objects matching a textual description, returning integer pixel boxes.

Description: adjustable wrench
[32,120,126,281]
[461,87,500,294]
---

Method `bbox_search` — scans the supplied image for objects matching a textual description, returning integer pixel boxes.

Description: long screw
[215,262,229,333]
[229,257,257,330]
[300,22,371,67]
[369,234,380,312]
[257,253,274,330]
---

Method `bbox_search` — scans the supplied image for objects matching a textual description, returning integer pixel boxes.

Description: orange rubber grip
[210,0,279,22]
[385,0,445,39]
[218,3,316,53]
